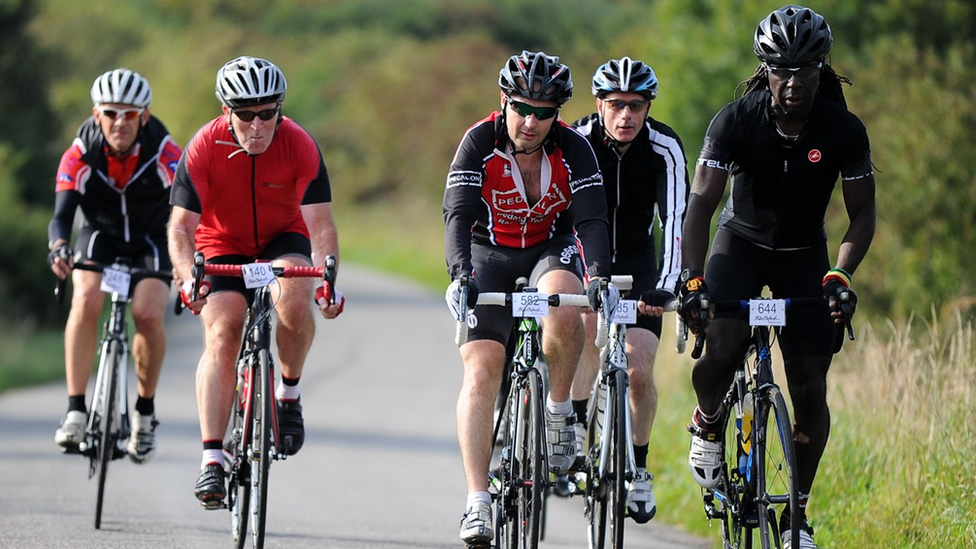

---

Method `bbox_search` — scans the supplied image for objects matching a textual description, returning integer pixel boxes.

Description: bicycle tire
[755,386,799,549]
[93,339,121,530]
[249,348,274,549]
[716,378,747,549]
[230,355,255,549]
[585,378,608,549]
[605,370,628,549]
[514,369,544,549]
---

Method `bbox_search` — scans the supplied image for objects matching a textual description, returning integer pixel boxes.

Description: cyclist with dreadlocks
[169,56,343,506]
[678,6,875,548]
[568,57,689,523]
[48,68,182,463]
[443,50,616,545]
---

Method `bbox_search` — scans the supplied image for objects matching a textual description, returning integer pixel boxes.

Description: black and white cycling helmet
[754,5,832,66]
[498,50,573,105]
[90,69,152,108]
[215,56,287,108]
[591,57,658,100]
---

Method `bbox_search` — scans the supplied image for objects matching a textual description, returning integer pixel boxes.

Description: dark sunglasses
[233,107,280,122]
[765,62,822,80]
[507,99,559,120]
[602,98,650,112]
[97,107,144,121]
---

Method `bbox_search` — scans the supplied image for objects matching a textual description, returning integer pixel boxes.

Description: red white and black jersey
[49,116,181,244]
[698,90,873,250]
[170,116,331,259]
[443,112,611,280]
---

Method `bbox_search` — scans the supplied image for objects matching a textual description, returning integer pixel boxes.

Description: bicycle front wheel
[605,372,628,549]
[585,379,608,549]
[230,356,255,549]
[754,386,799,549]
[512,370,544,549]
[93,339,122,530]
[249,348,274,549]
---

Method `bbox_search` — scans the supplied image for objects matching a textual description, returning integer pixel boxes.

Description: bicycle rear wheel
[93,339,122,530]
[230,355,255,549]
[754,386,799,549]
[585,379,608,549]
[605,372,627,549]
[249,348,274,549]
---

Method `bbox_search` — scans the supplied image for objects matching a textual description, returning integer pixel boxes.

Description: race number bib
[100,267,131,299]
[749,299,786,326]
[612,299,638,324]
[511,292,548,318]
[241,263,276,289]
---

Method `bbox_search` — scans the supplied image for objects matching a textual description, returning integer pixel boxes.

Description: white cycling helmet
[215,56,287,108]
[90,69,153,108]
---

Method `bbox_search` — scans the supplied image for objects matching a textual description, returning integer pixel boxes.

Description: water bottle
[740,393,754,454]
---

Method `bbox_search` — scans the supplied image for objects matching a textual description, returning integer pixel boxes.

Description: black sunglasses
[232,107,280,122]
[507,99,559,120]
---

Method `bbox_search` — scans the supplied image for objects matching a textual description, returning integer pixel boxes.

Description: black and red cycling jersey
[444,111,611,281]
[169,116,332,259]
[698,90,873,250]
[573,113,689,292]
[48,116,182,245]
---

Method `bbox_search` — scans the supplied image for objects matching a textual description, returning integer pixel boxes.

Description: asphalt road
[0,266,711,549]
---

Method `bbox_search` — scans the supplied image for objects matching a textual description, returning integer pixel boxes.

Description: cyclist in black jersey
[443,51,617,546]
[47,69,182,463]
[569,57,689,523]
[677,6,876,549]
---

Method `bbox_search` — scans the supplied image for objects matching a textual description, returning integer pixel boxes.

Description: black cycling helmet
[591,57,658,100]
[498,51,573,105]
[754,5,832,66]
[215,56,287,108]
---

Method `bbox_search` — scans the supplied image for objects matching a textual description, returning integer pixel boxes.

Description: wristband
[823,268,852,288]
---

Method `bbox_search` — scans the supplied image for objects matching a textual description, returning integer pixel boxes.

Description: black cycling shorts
[467,234,584,345]
[206,232,312,296]
[706,228,833,359]
[611,252,663,338]
[75,226,172,273]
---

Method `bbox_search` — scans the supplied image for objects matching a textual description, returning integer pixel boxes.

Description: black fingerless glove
[586,277,608,311]
[47,243,72,267]
[639,289,675,308]
[823,268,857,318]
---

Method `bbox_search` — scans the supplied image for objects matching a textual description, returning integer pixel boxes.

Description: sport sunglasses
[97,107,144,121]
[507,98,560,120]
[232,107,280,122]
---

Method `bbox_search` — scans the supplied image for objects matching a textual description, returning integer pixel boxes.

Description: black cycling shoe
[277,398,305,456]
[194,463,226,508]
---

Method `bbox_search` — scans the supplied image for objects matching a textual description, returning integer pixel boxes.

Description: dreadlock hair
[736,56,853,109]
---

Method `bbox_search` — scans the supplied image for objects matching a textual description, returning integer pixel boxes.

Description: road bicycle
[455,276,590,549]
[684,296,853,549]
[188,252,336,549]
[55,259,172,529]
[567,276,676,549]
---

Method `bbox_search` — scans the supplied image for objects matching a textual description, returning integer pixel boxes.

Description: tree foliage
[4,0,976,326]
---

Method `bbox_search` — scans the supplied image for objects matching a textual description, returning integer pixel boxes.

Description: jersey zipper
[250,156,260,251]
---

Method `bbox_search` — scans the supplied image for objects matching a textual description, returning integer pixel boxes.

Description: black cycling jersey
[698,90,873,250]
[573,113,689,292]
[444,111,611,281]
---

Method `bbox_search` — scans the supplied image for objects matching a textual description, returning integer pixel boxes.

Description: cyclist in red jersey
[48,68,182,464]
[444,50,618,545]
[167,56,344,506]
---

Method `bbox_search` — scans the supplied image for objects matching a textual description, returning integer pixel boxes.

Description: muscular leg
[129,278,170,399]
[626,327,659,448]
[272,256,317,381]
[569,311,600,406]
[783,355,831,495]
[196,292,247,442]
[64,270,105,398]
[691,319,751,418]
[457,339,507,494]
[536,270,584,402]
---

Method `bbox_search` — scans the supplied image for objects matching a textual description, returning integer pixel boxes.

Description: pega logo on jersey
[559,245,578,265]
[808,149,822,163]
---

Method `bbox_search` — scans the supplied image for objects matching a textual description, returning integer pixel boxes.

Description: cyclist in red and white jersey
[678,7,876,548]
[444,50,618,545]
[48,68,182,464]
[168,56,344,507]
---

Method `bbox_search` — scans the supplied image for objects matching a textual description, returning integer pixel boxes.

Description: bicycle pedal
[464,543,492,549]
[59,445,83,455]
[198,500,227,511]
